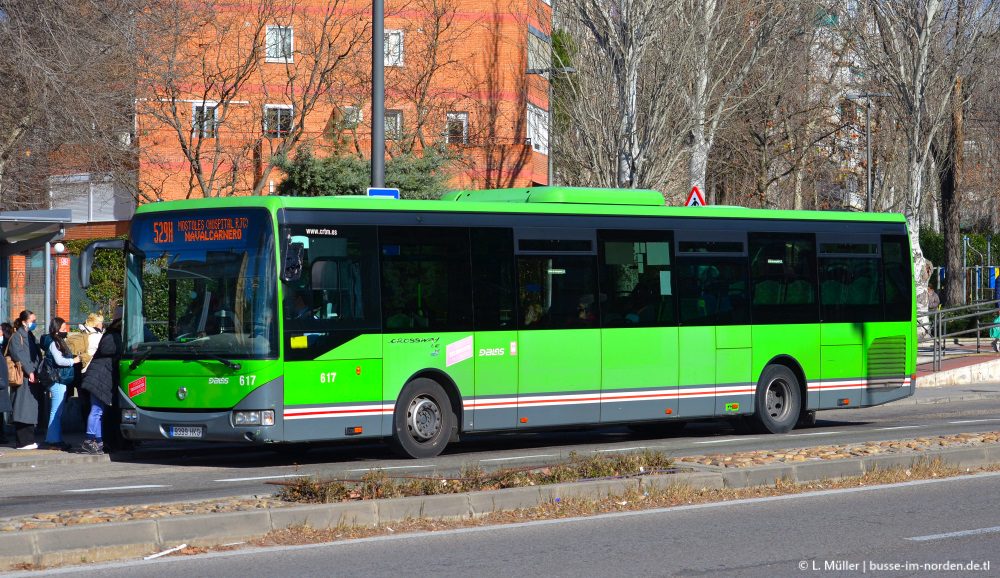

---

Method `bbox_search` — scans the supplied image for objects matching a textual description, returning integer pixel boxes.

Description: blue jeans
[86,397,106,441]
[45,382,67,444]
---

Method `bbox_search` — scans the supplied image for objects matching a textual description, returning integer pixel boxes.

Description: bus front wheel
[389,378,454,459]
[751,365,801,434]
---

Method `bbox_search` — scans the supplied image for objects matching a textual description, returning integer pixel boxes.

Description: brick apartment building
[4,0,552,326]
[136,0,554,200]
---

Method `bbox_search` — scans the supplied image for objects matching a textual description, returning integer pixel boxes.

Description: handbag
[3,340,23,387]
[38,359,61,388]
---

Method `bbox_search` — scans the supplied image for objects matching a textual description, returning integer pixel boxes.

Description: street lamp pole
[846,92,890,212]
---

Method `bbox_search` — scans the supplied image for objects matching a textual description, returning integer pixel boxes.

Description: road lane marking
[906,525,1000,542]
[877,426,922,430]
[214,475,306,482]
[791,431,842,436]
[948,418,1000,424]
[695,438,759,444]
[594,446,647,453]
[97,471,1000,570]
[65,485,170,493]
[480,454,557,462]
[346,465,437,472]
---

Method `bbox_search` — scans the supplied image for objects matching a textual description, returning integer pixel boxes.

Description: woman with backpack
[8,311,43,449]
[39,317,80,451]
[80,318,121,454]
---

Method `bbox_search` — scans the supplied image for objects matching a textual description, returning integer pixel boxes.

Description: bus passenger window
[517,255,599,330]
[598,231,676,327]
[379,226,473,333]
[281,225,380,360]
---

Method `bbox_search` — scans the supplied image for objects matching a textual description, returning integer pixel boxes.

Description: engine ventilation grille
[867,335,906,389]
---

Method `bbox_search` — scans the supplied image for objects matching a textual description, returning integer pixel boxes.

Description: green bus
[80,187,916,458]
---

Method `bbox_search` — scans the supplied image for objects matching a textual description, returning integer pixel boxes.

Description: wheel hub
[407,396,442,441]
[765,379,791,421]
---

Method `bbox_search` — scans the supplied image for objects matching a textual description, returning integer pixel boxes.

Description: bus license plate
[170,426,203,438]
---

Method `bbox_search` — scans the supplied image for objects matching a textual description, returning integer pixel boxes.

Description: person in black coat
[0,323,12,445]
[80,319,122,454]
[8,311,42,449]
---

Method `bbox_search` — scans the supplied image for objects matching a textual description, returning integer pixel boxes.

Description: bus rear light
[122,409,138,423]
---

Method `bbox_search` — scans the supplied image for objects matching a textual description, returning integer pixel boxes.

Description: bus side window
[282,226,380,360]
[748,233,818,325]
[882,235,912,322]
[471,228,517,331]
[379,226,473,333]
[598,230,676,327]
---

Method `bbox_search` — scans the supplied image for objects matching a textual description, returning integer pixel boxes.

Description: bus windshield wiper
[202,354,241,371]
[129,348,154,370]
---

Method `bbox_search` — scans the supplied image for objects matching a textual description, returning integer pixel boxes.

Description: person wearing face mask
[39,317,80,451]
[8,310,43,449]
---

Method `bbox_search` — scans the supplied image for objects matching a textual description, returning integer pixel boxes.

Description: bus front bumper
[119,377,284,444]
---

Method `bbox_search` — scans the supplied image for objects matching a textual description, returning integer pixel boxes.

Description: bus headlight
[233,410,274,426]
[122,409,138,424]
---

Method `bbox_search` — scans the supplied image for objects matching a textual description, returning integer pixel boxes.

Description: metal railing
[919,298,1000,372]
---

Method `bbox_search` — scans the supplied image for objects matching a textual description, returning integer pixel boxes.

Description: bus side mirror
[79,239,127,289]
[282,242,304,282]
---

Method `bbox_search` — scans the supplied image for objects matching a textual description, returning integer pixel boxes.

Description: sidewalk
[915,337,1000,387]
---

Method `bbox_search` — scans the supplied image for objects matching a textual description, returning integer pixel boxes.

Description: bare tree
[683,0,781,194]
[135,0,367,200]
[848,0,1000,306]
[0,0,136,207]
[560,0,694,191]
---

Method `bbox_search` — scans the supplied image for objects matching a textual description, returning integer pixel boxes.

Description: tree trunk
[941,78,964,307]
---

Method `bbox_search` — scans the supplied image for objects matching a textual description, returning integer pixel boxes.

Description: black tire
[389,378,454,459]
[627,421,686,437]
[797,409,817,428]
[751,365,801,434]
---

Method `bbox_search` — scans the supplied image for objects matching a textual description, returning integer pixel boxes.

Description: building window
[385,109,402,140]
[527,32,551,79]
[264,105,293,138]
[385,30,404,67]
[192,102,217,139]
[266,25,293,63]
[326,106,362,134]
[446,112,468,144]
[526,102,548,154]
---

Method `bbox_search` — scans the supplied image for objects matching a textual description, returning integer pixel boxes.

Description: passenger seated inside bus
[523,303,544,326]
[567,294,596,327]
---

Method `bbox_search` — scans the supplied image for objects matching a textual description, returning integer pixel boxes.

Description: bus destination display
[153,217,250,244]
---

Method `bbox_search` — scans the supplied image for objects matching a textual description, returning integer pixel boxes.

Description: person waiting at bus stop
[8,311,42,450]
[40,317,81,451]
[79,318,122,454]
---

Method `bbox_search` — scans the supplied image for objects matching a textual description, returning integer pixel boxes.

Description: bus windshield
[125,209,278,361]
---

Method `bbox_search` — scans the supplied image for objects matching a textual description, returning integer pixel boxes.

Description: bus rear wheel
[389,378,454,459]
[751,365,801,434]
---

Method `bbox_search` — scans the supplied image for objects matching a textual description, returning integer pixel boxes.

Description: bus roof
[134,187,907,224]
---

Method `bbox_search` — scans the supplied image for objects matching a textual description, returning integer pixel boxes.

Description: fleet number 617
[320,372,337,383]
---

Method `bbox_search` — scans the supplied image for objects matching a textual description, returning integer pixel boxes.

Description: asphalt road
[27,467,1000,576]
[3,393,1000,521]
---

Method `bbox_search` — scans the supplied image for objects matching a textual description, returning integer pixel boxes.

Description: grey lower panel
[472,407,518,431]
[284,414,383,442]
[714,393,753,417]
[517,404,599,428]
[121,376,285,444]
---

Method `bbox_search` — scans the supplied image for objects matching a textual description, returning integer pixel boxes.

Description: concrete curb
[916,357,1000,387]
[4,444,1000,569]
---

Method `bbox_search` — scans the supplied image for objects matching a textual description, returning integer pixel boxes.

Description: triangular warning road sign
[686,186,707,207]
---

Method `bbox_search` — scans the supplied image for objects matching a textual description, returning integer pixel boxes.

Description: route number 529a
[320,372,337,383]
